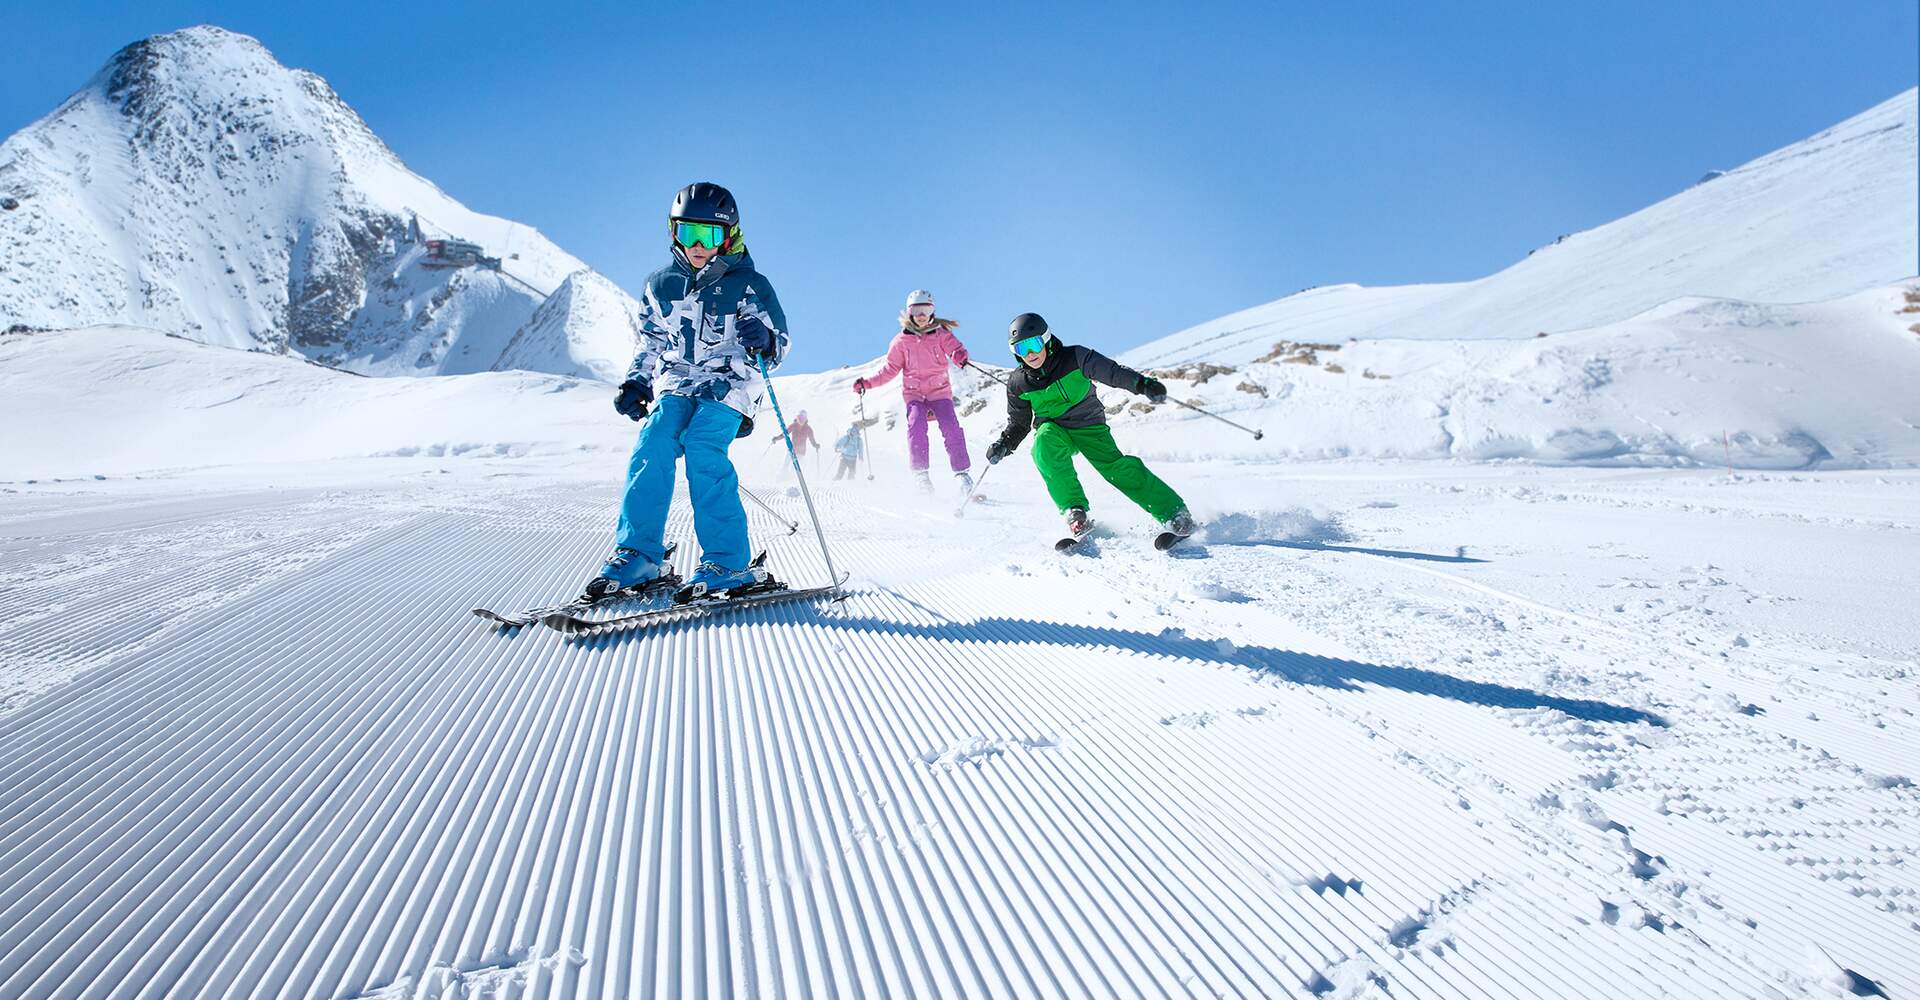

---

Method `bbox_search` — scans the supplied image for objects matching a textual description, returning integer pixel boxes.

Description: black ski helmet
[670,182,738,226]
[1008,313,1051,354]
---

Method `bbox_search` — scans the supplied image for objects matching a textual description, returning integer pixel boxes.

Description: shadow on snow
[814,612,1661,727]
[1213,539,1489,564]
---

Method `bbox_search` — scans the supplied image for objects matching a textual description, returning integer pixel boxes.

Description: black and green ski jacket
[992,343,1149,454]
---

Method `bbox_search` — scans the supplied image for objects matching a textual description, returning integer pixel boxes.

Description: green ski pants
[1031,422,1186,521]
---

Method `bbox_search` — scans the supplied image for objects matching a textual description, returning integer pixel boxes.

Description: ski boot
[1054,507,1094,551]
[1154,508,1197,552]
[913,469,935,494]
[675,560,777,604]
[954,470,975,499]
[583,546,665,601]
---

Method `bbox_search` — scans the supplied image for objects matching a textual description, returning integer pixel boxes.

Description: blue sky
[5,1,1915,371]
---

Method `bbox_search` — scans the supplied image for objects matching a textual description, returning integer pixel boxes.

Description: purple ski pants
[905,397,971,473]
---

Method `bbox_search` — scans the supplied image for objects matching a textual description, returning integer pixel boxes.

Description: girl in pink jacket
[854,289,974,493]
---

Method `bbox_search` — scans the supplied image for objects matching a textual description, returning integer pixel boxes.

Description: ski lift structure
[410,214,502,271]
[421,237,502,271]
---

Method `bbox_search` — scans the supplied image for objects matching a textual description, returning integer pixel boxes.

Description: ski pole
[954,460,994,519]
[759,354,842,589]
[738,484,799,535]
[966,360,1009,385]
[1163,394,1265,440]
[856,392,875,480]
[983,357,1267,439]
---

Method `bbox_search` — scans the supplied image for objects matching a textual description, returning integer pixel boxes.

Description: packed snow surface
[3,327,1918,998]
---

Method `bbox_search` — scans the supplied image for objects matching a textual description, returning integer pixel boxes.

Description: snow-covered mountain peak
[1124,88,1918,368]
[90,25,399,179]
[0,25,636,380]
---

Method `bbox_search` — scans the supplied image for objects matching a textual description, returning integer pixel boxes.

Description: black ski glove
[737,313,776,361]
[1136,376,1168,403]
[986,438,1013,465]
[614,379,653,421]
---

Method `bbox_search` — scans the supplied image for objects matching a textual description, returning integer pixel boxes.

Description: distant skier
[763,408,821,474]
[586,181,790,599]
[832,423,863,480]
[790,410,820,469]
[983,313,1195,546]
[853,289,974,494]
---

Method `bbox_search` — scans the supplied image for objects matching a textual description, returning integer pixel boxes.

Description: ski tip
[1153,531,1194,551]
[1054,538,1080,552]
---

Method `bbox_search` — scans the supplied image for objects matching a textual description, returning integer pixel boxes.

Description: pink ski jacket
[862,318,970,402]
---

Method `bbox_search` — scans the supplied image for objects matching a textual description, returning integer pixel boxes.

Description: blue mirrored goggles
[673,220,729,249]
[1011,334,1049,356]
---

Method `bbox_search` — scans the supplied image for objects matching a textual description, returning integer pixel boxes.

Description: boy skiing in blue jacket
[585,182,792,601]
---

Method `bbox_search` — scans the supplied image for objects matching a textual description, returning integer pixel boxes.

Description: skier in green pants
[983,313,1196,544]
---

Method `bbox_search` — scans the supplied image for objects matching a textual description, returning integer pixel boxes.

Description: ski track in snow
[1,468,1916,998]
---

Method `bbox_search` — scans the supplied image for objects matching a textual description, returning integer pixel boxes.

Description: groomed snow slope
[1123,89,1918,368]
[2,457,1916,998]
[3,322,1920,997]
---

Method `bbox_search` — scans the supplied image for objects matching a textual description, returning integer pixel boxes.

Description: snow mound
[751,283,1920,471]
[0,326,633,478]
[494,270,640,383]
[1202,509,1353,545]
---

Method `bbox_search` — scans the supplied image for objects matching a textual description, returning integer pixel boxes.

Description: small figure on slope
[832,423,863,480]
[982,313,1196,548]
[588,181,791,600]
[853,289,975,495]
[767,409,821,475]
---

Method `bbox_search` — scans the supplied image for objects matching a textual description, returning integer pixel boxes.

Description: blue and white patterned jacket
[624,247,790,418]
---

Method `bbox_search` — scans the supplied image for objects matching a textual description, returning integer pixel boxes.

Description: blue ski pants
[615,394,751,571]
